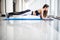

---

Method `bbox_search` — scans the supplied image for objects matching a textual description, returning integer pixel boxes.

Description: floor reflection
[0,17,60,40]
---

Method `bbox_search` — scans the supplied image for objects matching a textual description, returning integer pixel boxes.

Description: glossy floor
[0,17,60,40]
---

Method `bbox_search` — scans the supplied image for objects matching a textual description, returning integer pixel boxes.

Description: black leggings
[7,9,31,18]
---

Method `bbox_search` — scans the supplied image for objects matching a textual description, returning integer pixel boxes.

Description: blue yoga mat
[3,18,53,20]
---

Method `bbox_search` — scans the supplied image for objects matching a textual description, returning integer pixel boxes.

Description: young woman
[31,4,49,19]
[7,4,49,19]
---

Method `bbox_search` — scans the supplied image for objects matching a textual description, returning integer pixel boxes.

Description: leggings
[7,9,31,18]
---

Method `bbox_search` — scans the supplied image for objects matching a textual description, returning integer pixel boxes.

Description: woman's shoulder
[38,9,43,11]
[38,9,43,13]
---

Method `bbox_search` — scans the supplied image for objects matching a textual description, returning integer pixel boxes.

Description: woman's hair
[43,4,49,8]
[43,10,48,17]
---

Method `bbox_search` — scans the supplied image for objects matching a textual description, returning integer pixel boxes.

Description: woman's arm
[33,11,36,16]
[38,9,43,19]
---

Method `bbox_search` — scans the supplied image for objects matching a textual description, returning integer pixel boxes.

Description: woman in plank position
[7,4,49,19]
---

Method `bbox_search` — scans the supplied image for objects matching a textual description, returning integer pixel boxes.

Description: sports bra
[31,10,40,16]
[31,10,42,19]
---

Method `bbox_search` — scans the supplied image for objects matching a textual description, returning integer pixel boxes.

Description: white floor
[0,17,60,40]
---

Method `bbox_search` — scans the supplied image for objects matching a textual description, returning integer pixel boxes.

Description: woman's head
[43,4,49,11]
[43,4,49,18]
[43,4,49,8]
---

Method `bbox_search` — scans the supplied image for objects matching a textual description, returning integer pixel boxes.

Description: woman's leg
[7,9,31,18]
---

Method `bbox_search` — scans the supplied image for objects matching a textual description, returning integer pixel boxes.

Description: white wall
[23,0,46,11]
[19,0,23,11]
[6,0,13,13]
[15,0,23,12]
[54,0,57,16]
[15,0,19,12]
[1,0,13,14]
[57,0,60,40]
[50,0,57,16]
[1,0,5,14]
[57,0,60,16]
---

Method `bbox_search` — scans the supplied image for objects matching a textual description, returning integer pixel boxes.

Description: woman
[31,4,49,19]
[7,4,49,18]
